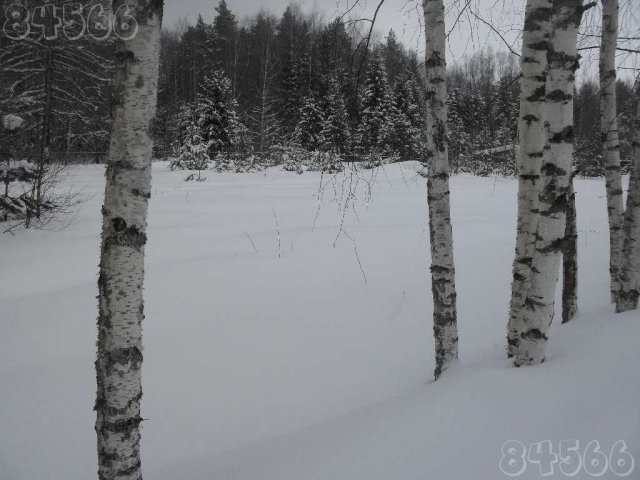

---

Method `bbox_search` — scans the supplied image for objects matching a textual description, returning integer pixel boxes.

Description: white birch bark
[514,0,582,366]
[600,0,624,302]
[95,1,163,478]
[616,98,640,313]
[423,0,458,380]
[507,0,553,357]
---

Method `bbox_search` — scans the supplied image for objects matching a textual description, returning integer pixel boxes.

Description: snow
[0,162,638,480]
[1,114,24,131]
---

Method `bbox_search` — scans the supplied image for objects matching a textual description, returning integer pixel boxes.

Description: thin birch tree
[600,0,624,303]
[514,0,584,366]
[423,0,458,380]
[95,0,163,478]
[616,93,640,313]
[507,0,553,357]
[562,175,578,323]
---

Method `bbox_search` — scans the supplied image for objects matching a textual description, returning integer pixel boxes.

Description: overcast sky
[162,0,639,80]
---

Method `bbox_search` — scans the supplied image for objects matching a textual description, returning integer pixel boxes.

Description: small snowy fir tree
[293,94,325,151]
[197,70,242,158]
[170,123,211,180]
[356,55,398,158]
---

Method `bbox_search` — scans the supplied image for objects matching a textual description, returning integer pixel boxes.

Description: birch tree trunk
[95,1,163,479]
[616,98,640,313]
[507,0,553,357]
[562,174,578,323]
[423,0,458,380]
[600,0,624,303]
[514,0,582,366]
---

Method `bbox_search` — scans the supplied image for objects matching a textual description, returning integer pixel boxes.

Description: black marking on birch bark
[539,237,566,254]
[526,86,546,102]
[102,392,144,417]
[98,416,143,435]
[522,114,540,126]
[541,162,567,176]
[513,272,527,282]
[527,40,551,51]
[525,296,545,309]
[433,122,446,152]
[425,52,445,68]
[522,328,548,341]
[520,173,540,182]
[528,151,545,159]
[523,8,552,31]
[546,89,573,103]
[101,346,143,373]
[114,460,142,478]
[131,189,151,199]
[548,126,574,144]
[106,218,147,250]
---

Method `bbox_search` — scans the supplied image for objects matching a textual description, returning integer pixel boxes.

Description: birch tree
[507,0,553,357]
[600,0,625,303]
[616,96,640,313]
[423,0,458,379]
[562,175,578,323]
[95,0,163,478]
[514,0,584,366]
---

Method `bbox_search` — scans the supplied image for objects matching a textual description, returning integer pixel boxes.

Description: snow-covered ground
[1,162,638,480]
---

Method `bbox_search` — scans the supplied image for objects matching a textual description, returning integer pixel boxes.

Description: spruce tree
[293,94,325,151]
[391,76,422,160]
[320,73,350,154]
[356,55,397,156]
[211,0,238,89]
[197,71,242,156]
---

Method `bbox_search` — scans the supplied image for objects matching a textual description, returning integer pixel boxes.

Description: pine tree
[197,71,241,156]
[293,94,325,151]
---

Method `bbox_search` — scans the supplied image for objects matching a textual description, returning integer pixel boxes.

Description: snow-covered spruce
[197,70,243,158]
[616,98,640,313]
[600,0,625,303]
[356,55,397,156]
[507,0,553,358]
[95,0,162,478]
[2,114,24,131]
[170,123,211,179]
[423,0,458,379]
[514,0,582,366]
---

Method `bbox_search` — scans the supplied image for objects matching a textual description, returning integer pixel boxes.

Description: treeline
[153,1,428,163]
[0,0,636,175]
